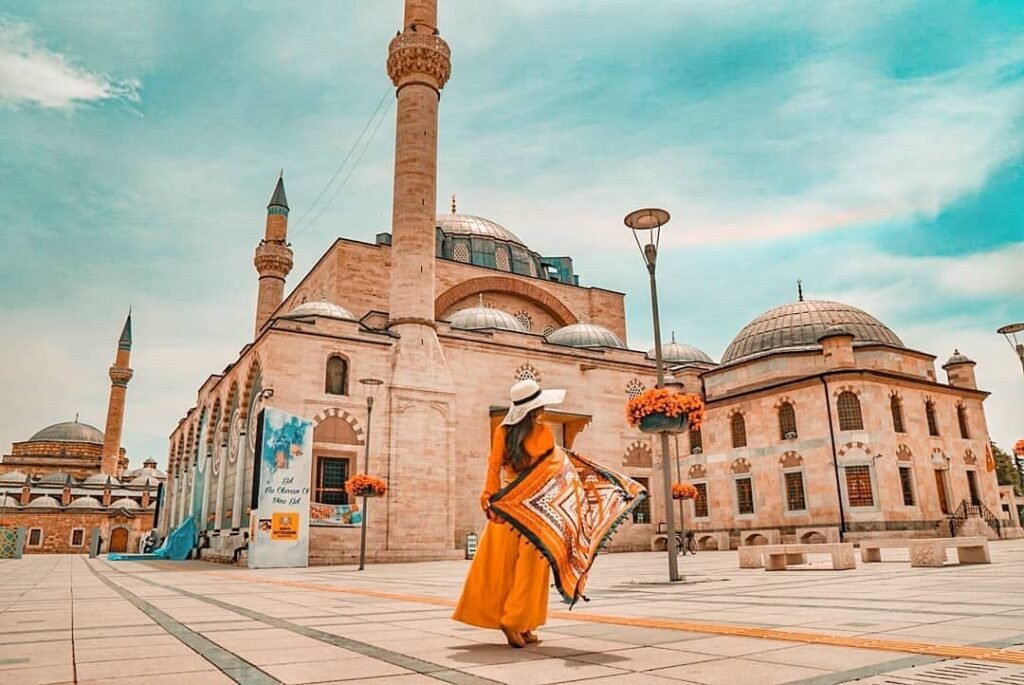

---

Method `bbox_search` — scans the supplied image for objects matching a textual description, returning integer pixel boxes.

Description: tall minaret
[385,0,452,386]
[101,312,133,476]
[253,173,294,336]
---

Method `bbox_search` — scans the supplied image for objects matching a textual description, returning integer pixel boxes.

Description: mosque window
[735,477,754,514]
[631,477,651,523]
[899,467,915,506]
[784,472,807,511]
[325,356,349,396]
[471,239,497,268]
[925,400,940,436]
[27,528,42,547]
[957,404,970,440]
[70,529,85,547]
[514,311,533,331]
[542,325,556,337]
[515,364,539,383]
[837,392,863,431]
[453,241,470,263]
[845,465,874,507]
[626,379,646,400]
[890,395,905,433]
[315,457,349,505]
[693,482,709,518]
[495,246,511,272]
[730,413,747,449]
[778,402,797,440]
[689,425,703,454]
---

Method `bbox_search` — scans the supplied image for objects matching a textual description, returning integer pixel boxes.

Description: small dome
[37,472,71,487]
[647,334,714,365]
[67,496,102,510]
[110,498,141,510]
[449,306,526,333]
[124,460,165,481]
[283,300,355,321]
[437,212,526,247]
[722,300,903,364]
[26,495,61,509]
[82,474,120,489]
[128,475,160,489]
[28,421,104,444]
[547,323,625,349]
[0,471,29,485]
[0,495,20,508]
[943,349,975,367]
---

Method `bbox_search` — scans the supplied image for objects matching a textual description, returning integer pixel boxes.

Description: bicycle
[674,530,697,555]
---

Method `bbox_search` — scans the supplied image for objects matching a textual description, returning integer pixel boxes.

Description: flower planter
[639,412,690,435]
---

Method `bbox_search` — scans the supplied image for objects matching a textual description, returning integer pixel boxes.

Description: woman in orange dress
[452,379,566,648]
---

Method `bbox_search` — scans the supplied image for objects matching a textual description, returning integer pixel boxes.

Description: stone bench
[740,543,855,571]
[908,537,990,567]
[859,539,918,563]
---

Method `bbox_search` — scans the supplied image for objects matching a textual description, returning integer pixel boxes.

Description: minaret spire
[101,310,134,476]
[254,172,294,336]
[797,279,804,302]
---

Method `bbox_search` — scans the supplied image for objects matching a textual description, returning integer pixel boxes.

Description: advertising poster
[248,407,313,569]
[310,502,363,526]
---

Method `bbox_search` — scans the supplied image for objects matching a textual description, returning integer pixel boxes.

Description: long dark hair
[504,408,542,472]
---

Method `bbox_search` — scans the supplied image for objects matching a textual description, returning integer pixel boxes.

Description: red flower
[345,474,388,497]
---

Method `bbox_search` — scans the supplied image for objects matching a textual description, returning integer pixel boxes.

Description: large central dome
[437,213,526,247]
[722,300,904,364]
[28,421,104,444]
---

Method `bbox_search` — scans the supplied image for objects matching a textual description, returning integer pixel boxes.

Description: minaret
[101,312,133,476]
[253,173,294,336]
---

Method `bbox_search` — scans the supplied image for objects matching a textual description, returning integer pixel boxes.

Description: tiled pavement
[6,542,1024,684]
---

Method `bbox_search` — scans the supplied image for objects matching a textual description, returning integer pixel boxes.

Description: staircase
[950,500,1002,538]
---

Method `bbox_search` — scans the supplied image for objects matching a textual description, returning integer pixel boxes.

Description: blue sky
[0,1,1021,465]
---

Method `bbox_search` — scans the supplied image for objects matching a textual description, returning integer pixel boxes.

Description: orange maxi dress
[452,423,553,633]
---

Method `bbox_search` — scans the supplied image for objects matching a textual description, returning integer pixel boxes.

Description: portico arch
[435,276,578,326]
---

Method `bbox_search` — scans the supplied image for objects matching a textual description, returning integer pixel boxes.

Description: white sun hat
[501,379,566,426]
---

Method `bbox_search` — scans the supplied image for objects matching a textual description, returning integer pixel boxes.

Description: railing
[950,500,1002,538]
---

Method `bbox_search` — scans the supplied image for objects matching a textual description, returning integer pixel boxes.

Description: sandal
[522,631,540,644]
[500,624,526,648]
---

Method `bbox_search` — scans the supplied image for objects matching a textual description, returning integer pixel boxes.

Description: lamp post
[666,374,687,555]
[357,377,384,571]
[625,207,680,582]
[997,323,1024,375]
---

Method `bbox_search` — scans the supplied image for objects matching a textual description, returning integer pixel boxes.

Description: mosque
[160,0,1005,564]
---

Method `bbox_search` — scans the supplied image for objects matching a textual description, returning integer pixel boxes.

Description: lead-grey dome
[111,497,140,510]
[26,495,61,509]
[37,472,72,487]
[943,349,975,367]
[722,300,903,364]
[28,421,104,444]
[82,474,121,489]
[283,300,355,321]
[647,334,715,365]
[449,306,526,333]
[0,471,29,485]
[67,496,102,510]
[547,323,625,349]
[437,213,526,247]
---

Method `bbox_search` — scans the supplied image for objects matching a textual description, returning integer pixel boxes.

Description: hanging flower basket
[345,474,388,498]
[672,482,698,500]
[626,388,705,435]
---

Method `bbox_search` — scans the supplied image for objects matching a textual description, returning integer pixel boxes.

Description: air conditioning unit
[784,432,798,440]
[691,447,703,455]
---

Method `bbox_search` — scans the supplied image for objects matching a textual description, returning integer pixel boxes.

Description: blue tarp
[108,517,196,562]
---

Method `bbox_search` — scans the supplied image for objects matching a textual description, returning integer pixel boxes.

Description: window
[735,477,754,514]
[27,528,42,546]
[626,379,645,400]
[70,529,85,547]
[632,477,651,523]
[731,413,747,449]
[541,325,556,336]
[452,241,470,263]
[315,457,350,505]
[845,465,874,507]
[837,392,863,431]
[693,482,709,518]
[689,426,703,455]
[967,470,980,505]
[778,402,797,440]
[957,405,970,440]
[784,472,806,511]
[325,356,348,396]
[891,395,905,433]
[899,466,915,506]
[495,246,511,272]
[925,400,939,437]
[514,311,532,332]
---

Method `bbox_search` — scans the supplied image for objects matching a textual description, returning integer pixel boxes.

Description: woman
[452,379,566,648]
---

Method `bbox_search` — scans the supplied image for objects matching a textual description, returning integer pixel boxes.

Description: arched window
[925,400,940,437]
[689,425,703,454]
[957,404,970,440]
[325,356,348,396]
[731,413,747,449]
[453,242,470,263]
[890,395,905,433]
[836,391,863,431]
[778,402,797,440]
[514,311,533,331]
[626,379,645,400]
[495,247,511,272]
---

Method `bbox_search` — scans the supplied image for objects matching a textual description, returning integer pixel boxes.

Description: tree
[992,441,1022,495]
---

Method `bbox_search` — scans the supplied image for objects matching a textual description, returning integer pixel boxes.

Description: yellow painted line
[194,571,1024,666]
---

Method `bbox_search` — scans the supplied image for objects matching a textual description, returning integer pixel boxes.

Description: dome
[437,212,526,247]
[67,496,102,510]
[82,474,120,489]
[647,334,714,365]
[943,349,975,367]
[124,458,165,481]
[37,472,71,487]
[128,475,161,489]
[722,300,904,364]
[110,498,140,510]
[448,306,526,333]
[283,300,355,321]
[0,496,20,508]
[547,323,625,349]
[28,421,104,444]
[26,495,61,509]
[0,471,29,485]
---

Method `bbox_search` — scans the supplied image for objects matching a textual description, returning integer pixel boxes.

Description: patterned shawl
[489,447,647,607]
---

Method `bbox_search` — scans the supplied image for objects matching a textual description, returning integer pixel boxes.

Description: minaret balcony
[387,32,451,90]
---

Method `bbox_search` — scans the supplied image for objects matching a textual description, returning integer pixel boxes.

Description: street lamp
[665,374,687,555]
[997,323,1024,374]
[624,207,680,582]
[357,377,384,571]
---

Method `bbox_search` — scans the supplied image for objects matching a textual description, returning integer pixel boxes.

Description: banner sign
[310,502,363,526]
[248,407,313,569]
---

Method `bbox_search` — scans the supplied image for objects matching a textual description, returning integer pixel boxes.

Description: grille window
[778,402,797,440]
[735,477,754,514]
[899,466,915,506]
[632,477,651,524]
[784,472,806,511]
[514,311,532,331]
[891,395,905,433]
[845,465,874,507]
[731,413,747,449]
[315,457,350,505]
[693,482,709,517]
[453,242,470,263]
[837,392,864,431]
[28,528,42,546]
[926,400,940,437]
[626,379,645,400]
[495,246,511,272]
[70,529,85,546]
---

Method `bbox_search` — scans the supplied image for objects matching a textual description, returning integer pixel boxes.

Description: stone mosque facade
[160,0,1005,564]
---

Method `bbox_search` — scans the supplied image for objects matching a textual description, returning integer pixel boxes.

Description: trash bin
[466,532,478,560]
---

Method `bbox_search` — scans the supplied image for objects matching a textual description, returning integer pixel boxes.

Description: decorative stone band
[109,366,134,387]
[387,316,439,330]
[387,32,451,91]
[253,244,294,279]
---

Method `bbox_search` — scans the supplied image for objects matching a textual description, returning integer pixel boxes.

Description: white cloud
[0,21,139,109]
